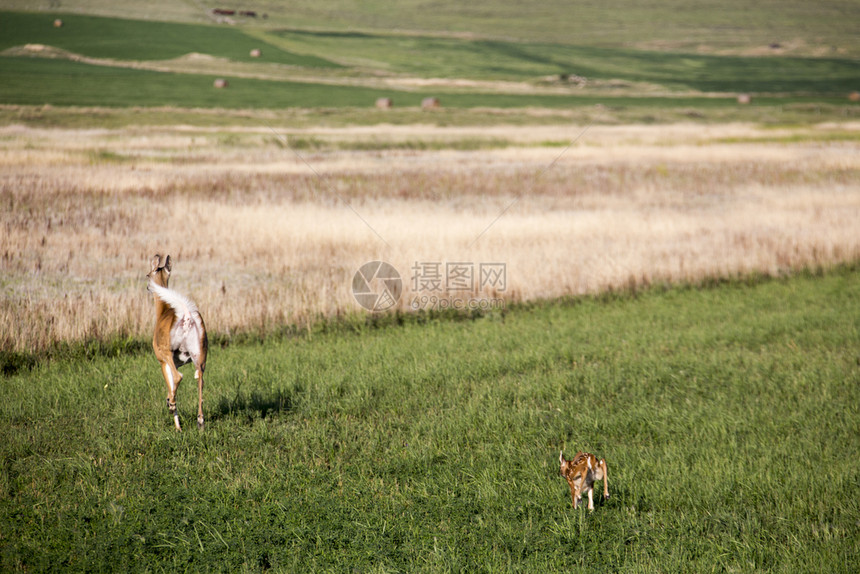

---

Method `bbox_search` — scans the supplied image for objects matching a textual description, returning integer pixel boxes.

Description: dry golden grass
[2,121,859,353]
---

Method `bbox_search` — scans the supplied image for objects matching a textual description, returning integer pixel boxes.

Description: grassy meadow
[1,1,860,571]
[2,268,859,571]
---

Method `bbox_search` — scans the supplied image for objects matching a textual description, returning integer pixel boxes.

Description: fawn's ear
[150,254,162,273]
[559,451,564,464]
[163,254,172,274]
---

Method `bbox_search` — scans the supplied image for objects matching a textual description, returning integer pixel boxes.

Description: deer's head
[147,254,172,289]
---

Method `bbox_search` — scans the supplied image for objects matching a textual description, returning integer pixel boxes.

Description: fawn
[559,450,609,510]
[147,254,208,431]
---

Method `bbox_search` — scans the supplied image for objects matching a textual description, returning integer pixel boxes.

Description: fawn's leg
[601,460,610,500]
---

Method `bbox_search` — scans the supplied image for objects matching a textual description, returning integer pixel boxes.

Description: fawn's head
[147,254,171,288]
[559,451,569,476]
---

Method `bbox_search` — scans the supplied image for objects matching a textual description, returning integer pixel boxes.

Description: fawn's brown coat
[559,450,609,510]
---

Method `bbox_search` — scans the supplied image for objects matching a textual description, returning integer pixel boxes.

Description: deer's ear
[150,254,162,272]
[164,255,172,273]
[559,451,564,464]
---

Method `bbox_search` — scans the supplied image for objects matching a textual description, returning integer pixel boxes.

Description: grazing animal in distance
[559,450,609,510]
[147,254,208,431]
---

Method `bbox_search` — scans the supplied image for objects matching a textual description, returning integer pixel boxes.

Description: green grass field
[3,269,859,572]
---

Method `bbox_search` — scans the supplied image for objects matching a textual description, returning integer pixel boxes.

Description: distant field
[0,52,856,112]
[1,9,858,114]
[273,29,860,92]
[10,55,846,112]
[2,0,858,58]
[2,269,858,571]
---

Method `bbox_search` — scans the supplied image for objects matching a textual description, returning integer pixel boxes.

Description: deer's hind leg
[194,363,205,429]
[192,331,207,430]
[160,360,183,431]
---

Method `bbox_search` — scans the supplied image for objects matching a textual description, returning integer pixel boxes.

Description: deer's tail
[148,281,203,330]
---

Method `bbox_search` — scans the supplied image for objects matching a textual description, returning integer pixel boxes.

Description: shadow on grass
[210,388,298,423]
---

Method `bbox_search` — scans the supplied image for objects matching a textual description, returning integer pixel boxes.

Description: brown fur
[147,254,208,431]
[559,450,609,510]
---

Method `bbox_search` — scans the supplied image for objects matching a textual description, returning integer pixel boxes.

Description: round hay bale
[213,78,229,89]
[53,19,63,28]
[250,48,262,58]
[737,93,751,105]
[849,91,860,102]
[375,97,393,109]
[421,97,441,110]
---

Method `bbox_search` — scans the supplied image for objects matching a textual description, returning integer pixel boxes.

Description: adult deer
[147,254,208,430]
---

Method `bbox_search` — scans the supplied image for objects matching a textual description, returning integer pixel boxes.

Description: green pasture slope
[0,11,340,66]
[272,29,860,93]
[1,10,858,113]
[3,269,859,571]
